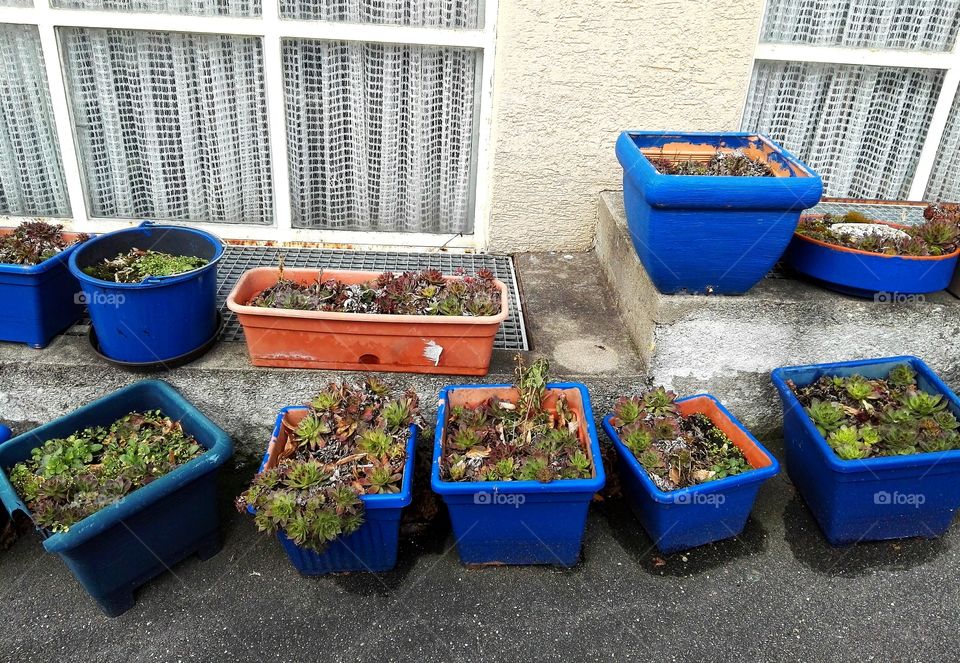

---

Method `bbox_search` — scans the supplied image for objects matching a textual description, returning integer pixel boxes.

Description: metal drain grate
[216,247,529,351]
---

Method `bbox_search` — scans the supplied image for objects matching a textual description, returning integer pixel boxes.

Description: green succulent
[638,450,662,470]
[827,426,868,460]
[904,392,948,417]
[612,397,643,426]
[806,400,845,435]
[359,429,395,457]
[844,375,875,402]
[623,426,654,453]
[643,387,678,417]
[888,364,917,388]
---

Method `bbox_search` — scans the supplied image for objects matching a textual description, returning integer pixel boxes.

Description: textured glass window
[926,89,960,201]
[0,24,69,217]
[761,0,960,51]
[280,0,480,28]
[61,28,273,224]
[743,61,943,199]
[284,39,478,232]
[51,0,260,18]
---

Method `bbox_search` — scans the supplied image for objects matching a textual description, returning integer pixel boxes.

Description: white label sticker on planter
[423,341,443,366]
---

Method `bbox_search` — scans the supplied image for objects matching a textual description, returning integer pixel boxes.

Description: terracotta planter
[226,267,509,375]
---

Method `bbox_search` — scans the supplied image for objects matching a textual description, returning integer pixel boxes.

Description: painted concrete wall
[484,0,766,253]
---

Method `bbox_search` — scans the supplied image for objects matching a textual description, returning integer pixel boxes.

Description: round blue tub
[68,223,224,363]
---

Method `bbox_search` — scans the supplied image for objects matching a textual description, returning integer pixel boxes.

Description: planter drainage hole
[359,354,380,365]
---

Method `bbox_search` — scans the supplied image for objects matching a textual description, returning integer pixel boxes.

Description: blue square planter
[615,131,823,295]
[0,380,234,617]
[772,355,960,546]
[254,406,416,575]
[0,233,86,348]
[602,394,779,554]
[431,382,605,566]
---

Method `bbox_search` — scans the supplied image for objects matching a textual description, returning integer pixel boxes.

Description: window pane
[743,61,943,199]
[284,39,478,233]
[926,89,960,201]
[61,28,273,224]
[761,0,960,51]
[280,0,481,28]
[51,0,260,18]
[0,25,69,217]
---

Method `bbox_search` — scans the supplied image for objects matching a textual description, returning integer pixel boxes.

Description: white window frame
[745,9,960,201]
[0,0,498,250]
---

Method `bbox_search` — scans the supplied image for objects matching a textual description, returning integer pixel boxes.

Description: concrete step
[0,251,646,461]
[596,190,960,440]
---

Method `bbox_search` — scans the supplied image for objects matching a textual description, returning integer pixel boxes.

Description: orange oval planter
[226,267,509,375]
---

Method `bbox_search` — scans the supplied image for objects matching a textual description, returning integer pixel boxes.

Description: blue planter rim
[0,379,233,553]
[617,130,819,181]
[252,405,417,511]
[430,382,606,496]
[0,235,85,276]
[771,355,960,474]
[602,394,779,505]
[68,221,225,289]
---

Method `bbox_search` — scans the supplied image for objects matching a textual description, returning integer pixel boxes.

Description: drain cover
[216,246,529,351]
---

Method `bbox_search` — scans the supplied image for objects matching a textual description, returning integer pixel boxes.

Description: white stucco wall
[483,0,766,253]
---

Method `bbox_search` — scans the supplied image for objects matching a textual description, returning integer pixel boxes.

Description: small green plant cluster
[237,379,419,553]
[0,221,88,266]
[249,264,501,317]
[648,149,774,177]
[83,248,208,283]
[791,364,960,460]
[440,356,593,483]
[797,211,960,257]
[8,411,203,532]
[610,388,752,490]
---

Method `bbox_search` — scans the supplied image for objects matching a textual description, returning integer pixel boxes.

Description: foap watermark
[75,291,126,308]
[473,492,525,508]
[672,492,725,507]
[874,490,926,508]
[873,292,925,305]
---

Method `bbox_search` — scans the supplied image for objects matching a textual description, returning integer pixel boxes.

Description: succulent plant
[439,355,594,483]
[7,411,203,532]
[0,221,88,266]
[796,210,960,257]
[609,390,752,491]
[790,364,960,459]
[83,248,208,283]
[248,266,501,318]
[648,149,774,177]
[237,379,419,553]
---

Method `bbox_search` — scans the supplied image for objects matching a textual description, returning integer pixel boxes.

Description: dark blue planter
[615,131,823,295]
[772,356,960,546]
[0,380,233,617]
[0,234,86,348]
[602,394,778,554]
[782,229,959,298]
[431,382,605,566]
[68,222,224,363]
[254,407,416,575]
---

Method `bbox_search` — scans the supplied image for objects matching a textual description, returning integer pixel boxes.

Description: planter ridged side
[68,222,224,363]
[782,218,960,297]
[0,380,233,617]
[772,355,960,545]
[603,395,779,554]
[431,383,605,566]
[254,406,416,574]
[227,268,509,375]
[0,230,86,348]
[615,131,823,295]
